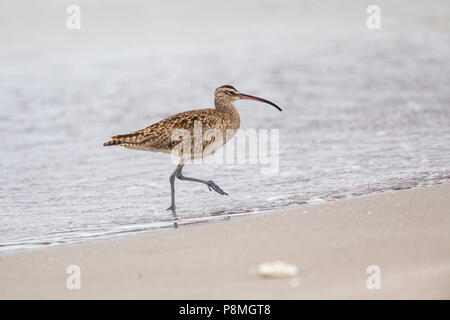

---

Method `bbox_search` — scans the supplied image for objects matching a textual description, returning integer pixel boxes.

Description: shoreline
[1,184,449,299]
[0,184,442,256]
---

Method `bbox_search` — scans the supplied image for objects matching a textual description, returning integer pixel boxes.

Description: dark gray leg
[167,164,183,228]
[167,163,228,228]
[176,166,228,196]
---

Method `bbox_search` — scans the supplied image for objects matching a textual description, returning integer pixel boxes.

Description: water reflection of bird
[104,85,282,227]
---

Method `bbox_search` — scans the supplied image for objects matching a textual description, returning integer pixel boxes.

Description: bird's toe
[206,180,228,195]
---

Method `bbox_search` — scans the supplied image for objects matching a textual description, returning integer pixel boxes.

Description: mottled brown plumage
[103,85,282,227]
[104,86,242,160]
[104,108,239,158]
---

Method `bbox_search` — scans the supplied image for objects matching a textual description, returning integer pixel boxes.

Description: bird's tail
[103,140,120,146]
[103,131,146,147]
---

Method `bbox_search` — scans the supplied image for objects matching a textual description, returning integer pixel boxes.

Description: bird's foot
[166,205,179,229]
[206,180,228,195]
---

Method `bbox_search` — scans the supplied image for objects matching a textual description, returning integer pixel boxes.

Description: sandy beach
[1,184,449,299]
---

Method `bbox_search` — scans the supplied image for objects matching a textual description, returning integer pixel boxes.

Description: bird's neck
[215,98,238,114]
[214,98,240,131]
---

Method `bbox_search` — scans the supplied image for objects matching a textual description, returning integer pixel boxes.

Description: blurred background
[1,0,449,251]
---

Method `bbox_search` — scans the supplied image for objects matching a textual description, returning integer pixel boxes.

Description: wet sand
[1,184,449,299]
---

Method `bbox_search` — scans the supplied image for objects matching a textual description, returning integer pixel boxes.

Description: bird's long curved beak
[239,93,282,111]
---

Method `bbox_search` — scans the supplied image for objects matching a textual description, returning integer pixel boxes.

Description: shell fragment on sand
[256,261,299,278]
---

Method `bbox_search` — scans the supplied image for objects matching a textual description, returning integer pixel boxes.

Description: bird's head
[214,85,282,111]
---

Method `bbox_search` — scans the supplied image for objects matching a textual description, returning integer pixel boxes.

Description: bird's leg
[176,166,228,196]
[167,164,183,228]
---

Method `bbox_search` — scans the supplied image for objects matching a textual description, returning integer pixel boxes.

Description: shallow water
[1,0,450,252]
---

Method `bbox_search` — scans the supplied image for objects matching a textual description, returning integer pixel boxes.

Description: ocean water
[1,0,450,252]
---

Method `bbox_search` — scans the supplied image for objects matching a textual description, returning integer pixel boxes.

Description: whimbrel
[104,85,282,227]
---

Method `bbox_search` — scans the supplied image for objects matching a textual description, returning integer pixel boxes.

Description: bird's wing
[105,109,224,151]
[138,109,223,149]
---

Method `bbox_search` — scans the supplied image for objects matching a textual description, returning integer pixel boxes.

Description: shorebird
[104,85,282,227]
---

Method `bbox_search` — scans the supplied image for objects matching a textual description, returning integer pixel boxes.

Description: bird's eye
[226,91,234,95]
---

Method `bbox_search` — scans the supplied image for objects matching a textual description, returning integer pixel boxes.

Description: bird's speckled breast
[221,105,240,143]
